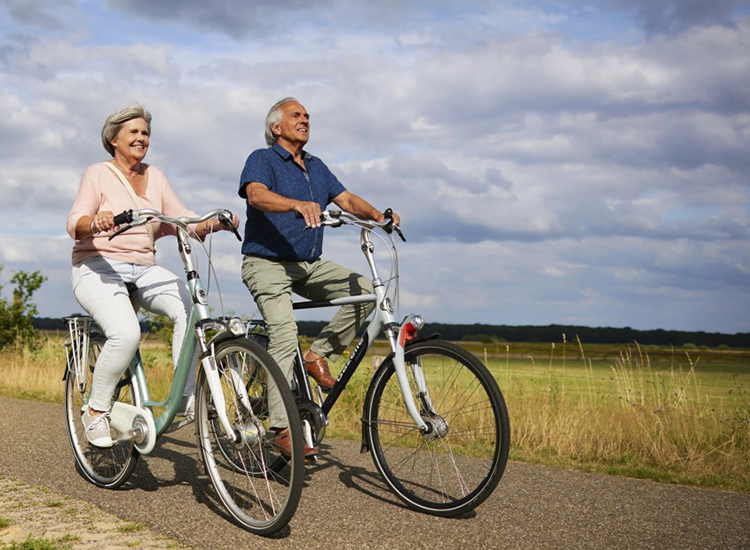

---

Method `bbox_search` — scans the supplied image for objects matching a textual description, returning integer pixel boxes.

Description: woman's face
[111,117,150,162]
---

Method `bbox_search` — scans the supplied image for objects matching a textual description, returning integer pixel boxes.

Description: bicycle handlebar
[108,208,242,241]
[296,209,406,242]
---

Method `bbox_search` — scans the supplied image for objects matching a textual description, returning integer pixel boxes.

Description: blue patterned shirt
[238,143,346,261]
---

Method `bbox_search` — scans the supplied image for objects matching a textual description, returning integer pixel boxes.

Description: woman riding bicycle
[66,103,237,448]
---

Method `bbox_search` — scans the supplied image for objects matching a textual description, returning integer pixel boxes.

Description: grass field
[2,332,748,493]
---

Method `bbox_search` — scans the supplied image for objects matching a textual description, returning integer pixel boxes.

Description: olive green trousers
[241,255,374,428]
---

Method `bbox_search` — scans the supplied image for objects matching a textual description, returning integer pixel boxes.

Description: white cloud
[0,1,747,333]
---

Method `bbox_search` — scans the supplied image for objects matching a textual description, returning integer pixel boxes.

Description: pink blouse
[67,162,197,266]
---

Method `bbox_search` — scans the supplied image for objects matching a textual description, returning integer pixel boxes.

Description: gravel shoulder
[0,475,188,549]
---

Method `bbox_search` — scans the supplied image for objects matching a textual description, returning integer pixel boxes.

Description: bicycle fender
[359,333,442,453]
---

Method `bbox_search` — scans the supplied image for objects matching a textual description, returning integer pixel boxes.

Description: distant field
[3,333,748,492]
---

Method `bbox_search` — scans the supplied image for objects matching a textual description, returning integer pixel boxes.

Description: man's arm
[333,191,401,225]
[244,181,323,228]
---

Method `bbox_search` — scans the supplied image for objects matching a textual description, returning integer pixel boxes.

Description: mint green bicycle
[63,208,304,536]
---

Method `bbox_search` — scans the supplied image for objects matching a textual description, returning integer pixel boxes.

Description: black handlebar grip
[113,210,133,226]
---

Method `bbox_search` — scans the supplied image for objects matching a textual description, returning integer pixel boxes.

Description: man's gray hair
[264,97,298,146]
[101,103,152,157]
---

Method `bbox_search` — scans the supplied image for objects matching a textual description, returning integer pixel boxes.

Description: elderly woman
[67,103,236,448]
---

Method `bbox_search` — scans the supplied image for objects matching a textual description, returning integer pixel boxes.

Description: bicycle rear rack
[64,316,93,393]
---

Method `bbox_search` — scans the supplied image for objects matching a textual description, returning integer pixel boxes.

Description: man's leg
[294,259,375,364]
[241,256,302,429]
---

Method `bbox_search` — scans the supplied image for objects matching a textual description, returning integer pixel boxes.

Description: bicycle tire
[64,332,141,489]
[245,330,327,454]
[364,340,510,517]
[195,337,304,536]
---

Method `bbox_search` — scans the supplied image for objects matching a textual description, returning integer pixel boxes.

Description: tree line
[10,264,745,350]
[34,317,750,349]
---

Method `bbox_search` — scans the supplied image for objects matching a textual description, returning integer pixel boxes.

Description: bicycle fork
[195,331,252,444]
[387,315,432,434]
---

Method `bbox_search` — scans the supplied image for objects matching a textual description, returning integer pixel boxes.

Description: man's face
[273,101,310,148]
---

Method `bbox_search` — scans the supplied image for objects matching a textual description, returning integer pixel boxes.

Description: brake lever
[218,211,242,241]
[108,224,132,241]
[394,225,406,242]
[108,215,152,241]
[382,208,406,242]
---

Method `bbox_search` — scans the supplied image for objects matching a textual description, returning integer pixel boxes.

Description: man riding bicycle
[238,97,399,457]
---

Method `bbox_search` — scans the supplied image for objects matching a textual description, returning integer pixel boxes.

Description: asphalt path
[1,396,748,549]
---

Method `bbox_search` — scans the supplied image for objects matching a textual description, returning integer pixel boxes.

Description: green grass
[117,522,146,533]
[2,534,74,550]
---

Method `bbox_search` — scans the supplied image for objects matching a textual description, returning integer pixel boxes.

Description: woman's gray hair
[264,97,298,146]
[101,103,152,157]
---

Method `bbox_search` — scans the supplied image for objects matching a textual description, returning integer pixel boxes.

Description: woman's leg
[71,257,141,412]
[132,265,196,396]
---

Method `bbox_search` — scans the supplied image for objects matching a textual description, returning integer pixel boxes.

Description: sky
[0,0,749,334]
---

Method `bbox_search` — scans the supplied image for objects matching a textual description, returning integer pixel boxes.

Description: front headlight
[228,317,246,336]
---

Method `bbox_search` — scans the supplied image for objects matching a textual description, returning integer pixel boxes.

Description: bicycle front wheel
[364,340,510,517]
[64,333,140,489]
[195,337,304,536]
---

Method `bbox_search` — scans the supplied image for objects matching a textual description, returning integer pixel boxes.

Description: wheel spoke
[195,339,303,535]
[64,331,139,489]
[365,341,509,516]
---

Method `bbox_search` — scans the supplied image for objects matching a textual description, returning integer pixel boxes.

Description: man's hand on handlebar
[293,201,322,228]
[382,208,401,228]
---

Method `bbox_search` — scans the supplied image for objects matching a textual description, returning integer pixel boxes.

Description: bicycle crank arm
[110,402,157,454]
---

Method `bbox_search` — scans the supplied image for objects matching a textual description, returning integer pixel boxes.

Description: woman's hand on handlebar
[89,211,116,235]
[205,213,240,234]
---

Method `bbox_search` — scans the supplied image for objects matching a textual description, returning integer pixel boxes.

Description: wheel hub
[235,421,263,447]
[422,414,449,439]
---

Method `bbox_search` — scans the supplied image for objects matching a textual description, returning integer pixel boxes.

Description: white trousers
[71,255,196,412]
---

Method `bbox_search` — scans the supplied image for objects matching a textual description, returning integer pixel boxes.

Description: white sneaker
[82,408,113,448]
[178,394,195,417]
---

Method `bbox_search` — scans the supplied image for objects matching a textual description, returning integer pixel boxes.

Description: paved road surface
[1,397,748,549]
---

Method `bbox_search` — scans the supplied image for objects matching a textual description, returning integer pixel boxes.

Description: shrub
[0,267,47,351]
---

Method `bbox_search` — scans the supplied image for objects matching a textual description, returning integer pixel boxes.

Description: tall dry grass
[504,337,750,491]
[2,333,748,491]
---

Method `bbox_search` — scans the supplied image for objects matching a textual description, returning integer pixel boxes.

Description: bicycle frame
[99,208,248,453]
[252,213,431,434]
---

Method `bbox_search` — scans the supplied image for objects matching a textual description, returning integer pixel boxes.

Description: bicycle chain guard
[110,402,157,454]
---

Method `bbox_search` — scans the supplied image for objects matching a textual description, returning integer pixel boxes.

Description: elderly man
[238,97,399,456]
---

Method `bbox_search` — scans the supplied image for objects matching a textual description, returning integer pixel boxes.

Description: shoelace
[86,412,111,433]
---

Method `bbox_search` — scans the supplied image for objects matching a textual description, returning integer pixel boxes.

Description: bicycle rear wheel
[364,340,509,517]
[64,332,140,489]
[195,337,304,536]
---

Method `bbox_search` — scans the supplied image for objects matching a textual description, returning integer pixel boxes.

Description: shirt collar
[271,142,312,161]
